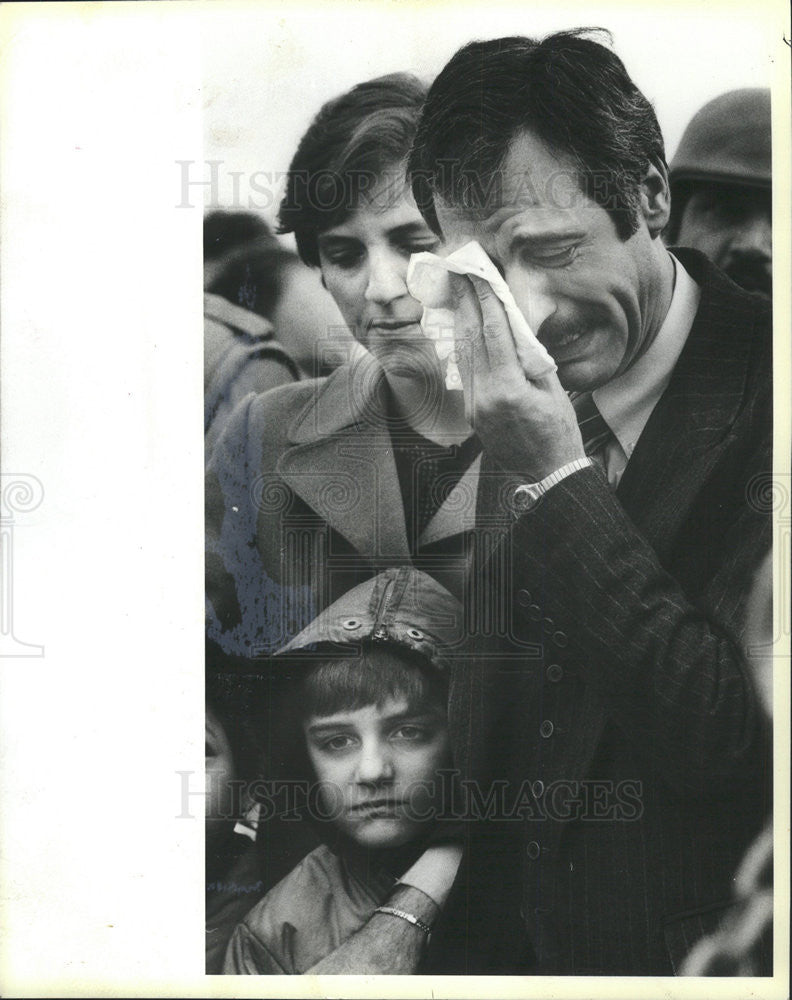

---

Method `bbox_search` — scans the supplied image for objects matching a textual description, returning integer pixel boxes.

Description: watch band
[374,905,432,937]
[513,457,593,512]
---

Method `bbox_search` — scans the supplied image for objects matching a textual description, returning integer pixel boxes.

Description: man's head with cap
[667,89,771,296]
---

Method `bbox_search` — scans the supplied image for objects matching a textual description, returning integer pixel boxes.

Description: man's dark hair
[278,73,428,267]
[408,29,666,240]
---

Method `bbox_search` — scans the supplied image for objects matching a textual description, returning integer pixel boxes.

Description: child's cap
[273,567,464,672]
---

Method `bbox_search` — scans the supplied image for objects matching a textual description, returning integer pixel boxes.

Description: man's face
[304,694,451,850]
[435,129,667,393]
[317,172,443,378]
[675,185,771,296]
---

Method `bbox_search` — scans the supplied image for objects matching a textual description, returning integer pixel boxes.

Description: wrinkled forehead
[433,129,588,248]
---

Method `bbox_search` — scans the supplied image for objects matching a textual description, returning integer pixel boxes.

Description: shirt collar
[594,252,701,460]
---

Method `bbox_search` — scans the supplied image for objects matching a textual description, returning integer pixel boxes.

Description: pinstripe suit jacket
[432,248,773,975]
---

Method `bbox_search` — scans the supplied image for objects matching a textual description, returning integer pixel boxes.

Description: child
[223,568,465,975]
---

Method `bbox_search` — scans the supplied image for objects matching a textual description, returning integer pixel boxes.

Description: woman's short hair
[408,29,666,241]
[278,73,428,267]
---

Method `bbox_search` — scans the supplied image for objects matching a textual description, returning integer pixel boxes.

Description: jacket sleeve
[503,455,770,795]
[223,921,289,975]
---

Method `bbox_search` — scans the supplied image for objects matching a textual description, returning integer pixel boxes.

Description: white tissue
[406,241,557,390]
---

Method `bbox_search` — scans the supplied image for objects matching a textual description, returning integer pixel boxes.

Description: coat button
[526,841,541,860]
[342,618,361,630]
[546,663,563,683]
[516,589,532,607]
[553,631,568,647]
[406,628,424,640]
[540,720,554,739]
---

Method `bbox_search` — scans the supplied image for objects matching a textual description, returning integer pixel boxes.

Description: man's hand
[453,273,585,481]
[305,885,438,974]
[304,845,463,975]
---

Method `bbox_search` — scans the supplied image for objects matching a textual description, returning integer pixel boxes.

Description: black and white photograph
[1,1,789,995]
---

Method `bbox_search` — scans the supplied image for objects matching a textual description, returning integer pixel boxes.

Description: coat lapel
[616,250,762,562]
[419,454,483,548]
[276,354,410,562]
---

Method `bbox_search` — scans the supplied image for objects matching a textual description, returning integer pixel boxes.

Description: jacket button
[516,589,532,607]
[342,618,361,630]
[553,630,568,647]
[540,720,554,739]
[526,841,541,860]
[546,663,563,683]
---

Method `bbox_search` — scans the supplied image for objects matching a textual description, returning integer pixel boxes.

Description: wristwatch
[513,457,592,513]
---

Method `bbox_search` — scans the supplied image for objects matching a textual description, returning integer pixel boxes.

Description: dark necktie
[571,391,613,457]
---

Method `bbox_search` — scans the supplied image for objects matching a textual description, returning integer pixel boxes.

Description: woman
[206,74,480,659]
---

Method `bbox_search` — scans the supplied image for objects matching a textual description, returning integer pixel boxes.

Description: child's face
[303,695,451,849]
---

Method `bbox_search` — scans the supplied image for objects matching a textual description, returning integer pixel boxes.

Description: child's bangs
[301,644,445,719]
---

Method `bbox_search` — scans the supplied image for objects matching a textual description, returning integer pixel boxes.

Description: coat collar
[278,352,479,561]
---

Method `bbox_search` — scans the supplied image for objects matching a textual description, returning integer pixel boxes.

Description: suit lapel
[276,355,410,562]
[616,250,759,562]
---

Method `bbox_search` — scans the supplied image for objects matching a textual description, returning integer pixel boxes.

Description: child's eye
[391,725,428,743]
[321,734,357,752]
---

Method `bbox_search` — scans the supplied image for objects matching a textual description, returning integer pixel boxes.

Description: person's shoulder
[239,845,340,938]
[674,247,771,329]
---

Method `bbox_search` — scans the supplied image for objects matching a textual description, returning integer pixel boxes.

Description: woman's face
[317,171,442,375]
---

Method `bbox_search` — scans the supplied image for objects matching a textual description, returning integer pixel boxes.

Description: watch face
[513,483,543,514]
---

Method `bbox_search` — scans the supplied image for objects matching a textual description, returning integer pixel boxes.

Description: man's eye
[524,245,577,268]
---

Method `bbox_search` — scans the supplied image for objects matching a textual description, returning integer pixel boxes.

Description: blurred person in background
[666,89,772,297]
[205,642,272,973]
[205,211,351,380]
[204,212,300,455]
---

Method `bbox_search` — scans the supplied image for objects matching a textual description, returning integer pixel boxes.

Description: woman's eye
[326,250,364,269]
[399,239,441,256]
